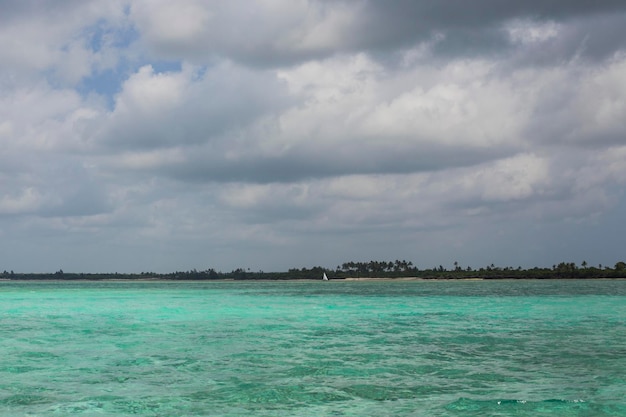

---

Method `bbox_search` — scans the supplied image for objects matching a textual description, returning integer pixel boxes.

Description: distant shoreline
[4,261,626,281]
[343,277,485,281]
[2,276,625,282]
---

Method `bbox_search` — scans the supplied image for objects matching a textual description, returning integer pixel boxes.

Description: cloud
[95,53,523,184]
[0,0,128,87]
[522,52,626,147]
[0,187,42,215]
[129,0,363,66]
[95,61,291,153]
[126,0,626,67]
[1,0,626,272]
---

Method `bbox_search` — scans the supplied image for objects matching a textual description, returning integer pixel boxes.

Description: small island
[2,260,626,280]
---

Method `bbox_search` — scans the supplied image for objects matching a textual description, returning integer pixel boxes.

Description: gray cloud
[358,0,626,52]
[154,141,510,184]
[128,1,626,67]
[1,0,626,272]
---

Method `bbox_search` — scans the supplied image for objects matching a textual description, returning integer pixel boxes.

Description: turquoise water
[1,280,625,416]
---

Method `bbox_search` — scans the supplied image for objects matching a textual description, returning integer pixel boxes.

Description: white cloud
[129,0,366,65]
[506,19,561,45]
[575,54,626,143]
[131,0,211,47]
[0,84,103,153]
[0,0,128,85]
[273,54,528,168]
[470,154,549,202]
[281,1,359,52]
[96,60,290,156]
[114,65,188,115]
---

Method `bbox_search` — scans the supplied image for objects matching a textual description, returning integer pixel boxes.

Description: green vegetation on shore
[2,260,626,280]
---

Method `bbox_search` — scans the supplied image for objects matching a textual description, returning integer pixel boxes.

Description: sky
[1,0,626,273]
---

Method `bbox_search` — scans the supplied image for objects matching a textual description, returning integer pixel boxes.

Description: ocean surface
[1,279,625,416]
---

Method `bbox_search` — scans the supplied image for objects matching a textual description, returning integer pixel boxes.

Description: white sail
[322,272,328,281]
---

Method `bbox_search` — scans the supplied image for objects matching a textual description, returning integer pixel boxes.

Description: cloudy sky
[1,0,626,273]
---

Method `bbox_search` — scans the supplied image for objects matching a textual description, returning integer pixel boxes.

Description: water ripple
[0,280,624,416]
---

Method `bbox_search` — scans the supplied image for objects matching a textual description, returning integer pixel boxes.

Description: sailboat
[322,272,329,281]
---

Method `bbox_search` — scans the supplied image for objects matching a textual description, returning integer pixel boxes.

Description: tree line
[2,260,626,280]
